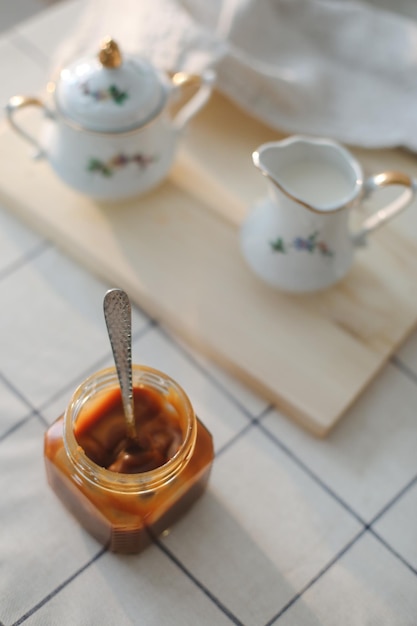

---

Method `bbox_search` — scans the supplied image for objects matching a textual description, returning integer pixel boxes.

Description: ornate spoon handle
[103,288,136,439]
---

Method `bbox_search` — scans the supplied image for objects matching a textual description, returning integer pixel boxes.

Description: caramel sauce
[73,386,183,473]
[44,374,214,553]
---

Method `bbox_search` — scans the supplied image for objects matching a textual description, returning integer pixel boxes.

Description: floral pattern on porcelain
[81,81,129,105]
[270,231,334,257]
[87,152,157,177]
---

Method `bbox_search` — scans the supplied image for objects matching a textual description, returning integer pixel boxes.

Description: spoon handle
[103,288,136,439]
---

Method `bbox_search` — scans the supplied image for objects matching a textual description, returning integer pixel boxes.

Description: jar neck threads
[63,365,197,494]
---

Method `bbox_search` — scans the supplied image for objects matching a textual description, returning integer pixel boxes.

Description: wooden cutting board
[1,91,417,436]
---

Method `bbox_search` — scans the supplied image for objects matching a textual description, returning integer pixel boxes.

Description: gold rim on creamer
[252,137,364,215]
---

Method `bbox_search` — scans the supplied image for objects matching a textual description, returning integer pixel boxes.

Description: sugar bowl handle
[353,171,417,246]
[171,69,215,131]
[5,95,51,158]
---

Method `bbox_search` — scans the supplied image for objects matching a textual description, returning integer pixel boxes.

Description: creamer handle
[5,95,51,158]
[352,171,417,246]
[172,69,215,131]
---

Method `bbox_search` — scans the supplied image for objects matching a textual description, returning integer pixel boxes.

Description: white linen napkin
[54,0,417,150]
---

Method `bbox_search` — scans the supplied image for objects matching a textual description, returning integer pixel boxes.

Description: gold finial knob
[98,38,122,69]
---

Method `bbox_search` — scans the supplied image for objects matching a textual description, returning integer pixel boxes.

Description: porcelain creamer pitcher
[240,135,416,292]
[6,38,214,202]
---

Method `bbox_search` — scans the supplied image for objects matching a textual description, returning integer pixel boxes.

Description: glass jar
[44,365,214,553]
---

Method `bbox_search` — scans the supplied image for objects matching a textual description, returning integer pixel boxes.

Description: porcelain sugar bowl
[6,38,214,202]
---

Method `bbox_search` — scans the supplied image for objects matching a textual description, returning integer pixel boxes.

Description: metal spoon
[103,288,136,440]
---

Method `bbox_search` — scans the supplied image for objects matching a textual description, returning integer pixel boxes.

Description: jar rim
[63,365,197,493]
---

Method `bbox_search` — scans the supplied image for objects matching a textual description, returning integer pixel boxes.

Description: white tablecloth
[1,2,417,625]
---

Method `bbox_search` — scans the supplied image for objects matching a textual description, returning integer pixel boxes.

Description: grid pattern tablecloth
[1,2,417,625]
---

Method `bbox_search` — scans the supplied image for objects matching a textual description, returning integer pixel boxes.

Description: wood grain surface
[1,92,417,436]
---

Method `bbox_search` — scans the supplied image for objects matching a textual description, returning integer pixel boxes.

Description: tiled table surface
[1,2,417,625]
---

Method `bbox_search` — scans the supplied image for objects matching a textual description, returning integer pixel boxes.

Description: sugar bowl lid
[54,38,168,132]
